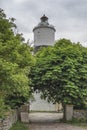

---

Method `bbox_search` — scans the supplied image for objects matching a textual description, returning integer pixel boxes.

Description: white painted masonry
[30,92,56,111]
[33,15,56,47]
[34,27,55,46]
[30,15,57,111]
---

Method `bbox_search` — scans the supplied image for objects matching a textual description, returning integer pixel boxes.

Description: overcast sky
[0,0,87,46]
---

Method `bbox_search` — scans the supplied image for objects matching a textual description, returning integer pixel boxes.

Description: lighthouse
[33,15,56,51]
[30,15,59,112]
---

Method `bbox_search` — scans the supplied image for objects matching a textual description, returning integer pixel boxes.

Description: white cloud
[0,0,87,46]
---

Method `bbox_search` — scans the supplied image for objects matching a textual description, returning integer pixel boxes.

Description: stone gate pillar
[20,103,29,123]
[65,104,73,121]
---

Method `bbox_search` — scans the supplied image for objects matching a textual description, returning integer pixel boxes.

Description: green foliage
[0,94,11,118]
[9,121,29,130]
[66,118,87,128]
[30,39,87,106]
[0,8,34,112]
[60,117,87,127]
[74,102,87,110]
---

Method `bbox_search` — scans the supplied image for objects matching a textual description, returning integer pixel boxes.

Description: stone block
[20,104,29,112]
[21,112,29,123]
[65,105,73,121]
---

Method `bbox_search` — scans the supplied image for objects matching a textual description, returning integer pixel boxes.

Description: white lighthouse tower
[30,15,59,112]
[33,15,56,50]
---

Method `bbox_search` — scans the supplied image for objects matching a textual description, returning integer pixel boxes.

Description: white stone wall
[34,27,55,46]
[30,93,57,111]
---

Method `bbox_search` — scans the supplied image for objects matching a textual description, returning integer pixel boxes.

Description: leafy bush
[0,96,10,118]
[74,102,87,110]
[0,8,34,111]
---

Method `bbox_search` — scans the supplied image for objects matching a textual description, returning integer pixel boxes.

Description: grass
[66,118,87,128]
[9,121,29,130]
[60,118,87,128]
[70,122,87,128]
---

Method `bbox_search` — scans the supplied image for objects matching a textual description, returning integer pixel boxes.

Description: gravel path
[29,122,87,130]
[29,112,87,130]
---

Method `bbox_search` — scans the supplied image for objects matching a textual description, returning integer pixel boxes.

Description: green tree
[0,8,34,110]
[30,39,87,116]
